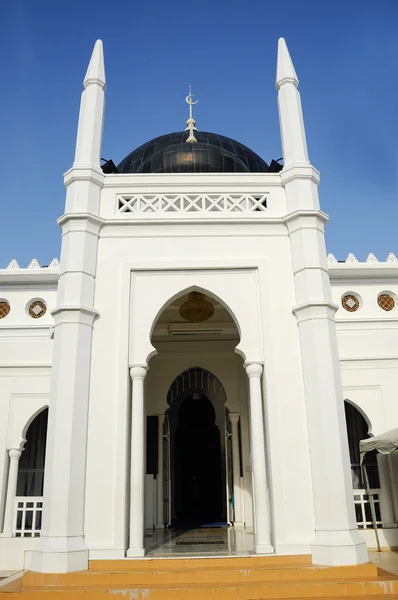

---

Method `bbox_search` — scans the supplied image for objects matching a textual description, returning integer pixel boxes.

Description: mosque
[0,37,397,582]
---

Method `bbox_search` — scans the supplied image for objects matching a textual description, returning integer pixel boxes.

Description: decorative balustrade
[117,193,268,215]
[353,489,382,529]
[13,497,43,537]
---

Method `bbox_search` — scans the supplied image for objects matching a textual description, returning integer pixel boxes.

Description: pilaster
[229,413,243,526]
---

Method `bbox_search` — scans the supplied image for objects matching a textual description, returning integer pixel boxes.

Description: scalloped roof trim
[5,258,60,269]
[327,253,397,264]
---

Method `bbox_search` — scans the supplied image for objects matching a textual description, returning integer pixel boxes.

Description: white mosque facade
[0,39,397,574]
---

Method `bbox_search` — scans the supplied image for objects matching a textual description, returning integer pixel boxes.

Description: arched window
[17,409,48,496]
[344,402,379,489]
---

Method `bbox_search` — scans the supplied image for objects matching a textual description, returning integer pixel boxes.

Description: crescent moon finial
[185,85,198,143]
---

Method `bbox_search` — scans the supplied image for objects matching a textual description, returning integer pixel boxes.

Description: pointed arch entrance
[165,367,229,527]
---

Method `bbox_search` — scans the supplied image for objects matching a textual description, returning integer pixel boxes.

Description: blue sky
[1,0,397,266]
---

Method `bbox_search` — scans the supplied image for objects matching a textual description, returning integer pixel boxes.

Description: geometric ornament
[0,301,10,319]
[377,294,395,312]
[28,300,47,319]
[341,294,360,312]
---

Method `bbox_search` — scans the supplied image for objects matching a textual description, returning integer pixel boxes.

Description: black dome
[117,131,270,174]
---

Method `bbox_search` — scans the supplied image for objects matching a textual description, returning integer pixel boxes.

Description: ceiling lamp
[179,292,215,323]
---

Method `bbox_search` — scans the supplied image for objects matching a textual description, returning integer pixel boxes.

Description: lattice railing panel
[117,193,268,214]
[353,489,382,529]
[13,496,43,537]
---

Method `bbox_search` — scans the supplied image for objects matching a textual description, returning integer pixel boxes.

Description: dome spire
[185,86,198,143]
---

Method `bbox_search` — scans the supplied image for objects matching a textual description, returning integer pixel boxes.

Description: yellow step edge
[3,580,398,599]
[89,554,313,571]
[22,563,379,588]
[18,578,398,593]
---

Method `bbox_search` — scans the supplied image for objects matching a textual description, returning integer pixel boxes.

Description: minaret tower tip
[276,37,309,167]
[73,39,106,169]
[276,37,298,89]
[84,39,106,89]
[185,86,198,143]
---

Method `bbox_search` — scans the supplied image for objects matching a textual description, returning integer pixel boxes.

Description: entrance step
[1,556,398,599]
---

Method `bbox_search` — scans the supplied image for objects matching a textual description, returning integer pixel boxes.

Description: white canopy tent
[360,428,398,463]
[359,428,398,551]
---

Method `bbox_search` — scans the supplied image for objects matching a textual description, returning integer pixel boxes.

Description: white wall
[0,274,55,569]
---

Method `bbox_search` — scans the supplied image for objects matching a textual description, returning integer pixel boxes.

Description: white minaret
[277,38,369,566]
[276,38,309,168]
[31,41,105,573]
[74,39,106,168]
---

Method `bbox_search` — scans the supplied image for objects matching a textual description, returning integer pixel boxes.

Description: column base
[233,521,245,528]
[127,546,146,557]
[255,543,274,554]
[30,536,88,573]
[311,529,368,566]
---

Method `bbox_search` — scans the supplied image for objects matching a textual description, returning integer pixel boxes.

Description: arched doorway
[344,402,379,490]
[175,393,222,524]
[344,401,381,528]
[15,408,48,536]
[166,367,229,527]
[18,408,48,497]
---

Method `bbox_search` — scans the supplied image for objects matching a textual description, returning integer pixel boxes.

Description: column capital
[8,448,22,459]
[292,301,339,324]
[229,413,240,424]
[51,306,99,328]
[130,366,148,381]
[245,363,263,378]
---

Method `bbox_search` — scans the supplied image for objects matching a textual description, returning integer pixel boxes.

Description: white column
[246,364,273,554]
[127,366,147,557]
[377,454,397,528]
[229,413,243,526]
[2,448,22,536]
[156,414,165,528]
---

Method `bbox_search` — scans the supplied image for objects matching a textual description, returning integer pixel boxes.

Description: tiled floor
[145,526,255,557]
[369,549,398,575]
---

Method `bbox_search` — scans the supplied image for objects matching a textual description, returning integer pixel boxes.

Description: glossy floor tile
[145,526,255,557]
[370,550,398,576]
